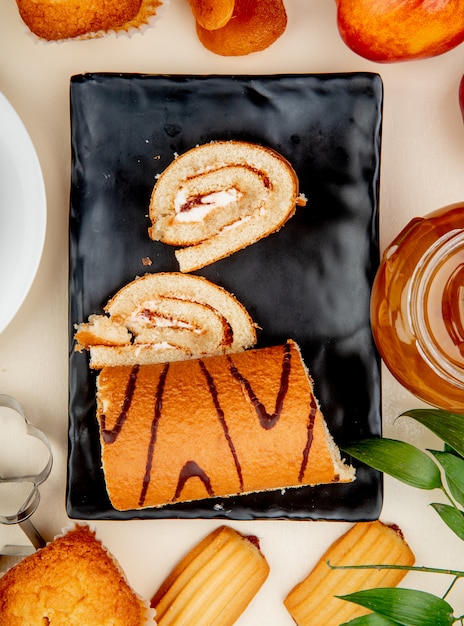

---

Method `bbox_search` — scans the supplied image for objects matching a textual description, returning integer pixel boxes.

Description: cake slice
[95,340,355,511]
[148,141,307,272]
[0,525,154,625]
[74,272,257,368]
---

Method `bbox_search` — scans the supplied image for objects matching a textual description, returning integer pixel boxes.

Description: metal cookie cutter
[0,394,53,573]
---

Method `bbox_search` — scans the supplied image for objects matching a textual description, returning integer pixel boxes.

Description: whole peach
[336,0,464,62]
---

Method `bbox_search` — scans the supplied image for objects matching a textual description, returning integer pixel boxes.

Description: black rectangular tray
[68,72,383,521]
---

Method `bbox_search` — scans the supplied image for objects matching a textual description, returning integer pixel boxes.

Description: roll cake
[148,141,307,272]
[0,525,155,625]
[74,272,257,368]
[152,525,269,625]
[96,340,355,510]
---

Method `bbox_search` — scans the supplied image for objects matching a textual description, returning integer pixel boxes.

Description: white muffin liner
[21,0,168,43]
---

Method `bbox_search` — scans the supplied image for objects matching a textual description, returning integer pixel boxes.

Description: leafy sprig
[337,408,464,625]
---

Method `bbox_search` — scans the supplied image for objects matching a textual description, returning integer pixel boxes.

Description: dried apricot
[196,0,287,56]
[188,0,234,30]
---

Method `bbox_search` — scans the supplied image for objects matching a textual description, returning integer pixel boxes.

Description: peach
[335,0,464,62]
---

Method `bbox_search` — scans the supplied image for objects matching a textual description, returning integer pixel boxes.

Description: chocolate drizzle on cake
[139,362,170,507]
[96,340,349,510]
[199,359,244,491]
[299,395,318,482]
[227,342,291,430]
[168,344,294,501]
[174,461,214,501]
[101,364,139,444]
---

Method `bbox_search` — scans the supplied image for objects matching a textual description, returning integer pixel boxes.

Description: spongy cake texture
[74,272,257,368]
[16,0,162,40]
[0,525,153,625]
[96,340,355,510]
[148,141,306,272]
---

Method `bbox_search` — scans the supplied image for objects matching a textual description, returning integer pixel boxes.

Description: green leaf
[342,439,442,490]
[337,587,455,626]
[431,503,464,541]
[400,409,464,458]
[341,615,402,625]
[429,450,464,506]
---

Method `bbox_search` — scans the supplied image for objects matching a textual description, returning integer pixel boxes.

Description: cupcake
[0,524,155,625]
[15,0,164,41]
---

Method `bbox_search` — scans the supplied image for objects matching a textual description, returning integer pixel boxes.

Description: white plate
[0,92,46,334]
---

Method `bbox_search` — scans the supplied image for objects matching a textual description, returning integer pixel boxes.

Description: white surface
[1,0,464,623]
[0,92,46,334]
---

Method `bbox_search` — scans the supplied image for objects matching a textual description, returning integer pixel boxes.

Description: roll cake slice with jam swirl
[74,272,257,368]
[148,141,307,273]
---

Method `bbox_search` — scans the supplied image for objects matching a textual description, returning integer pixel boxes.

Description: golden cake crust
[96,340,355,510]
[0,525,152,626]
[16,0,162,40]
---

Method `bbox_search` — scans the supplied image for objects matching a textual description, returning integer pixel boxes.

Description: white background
[1,0,464,623]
